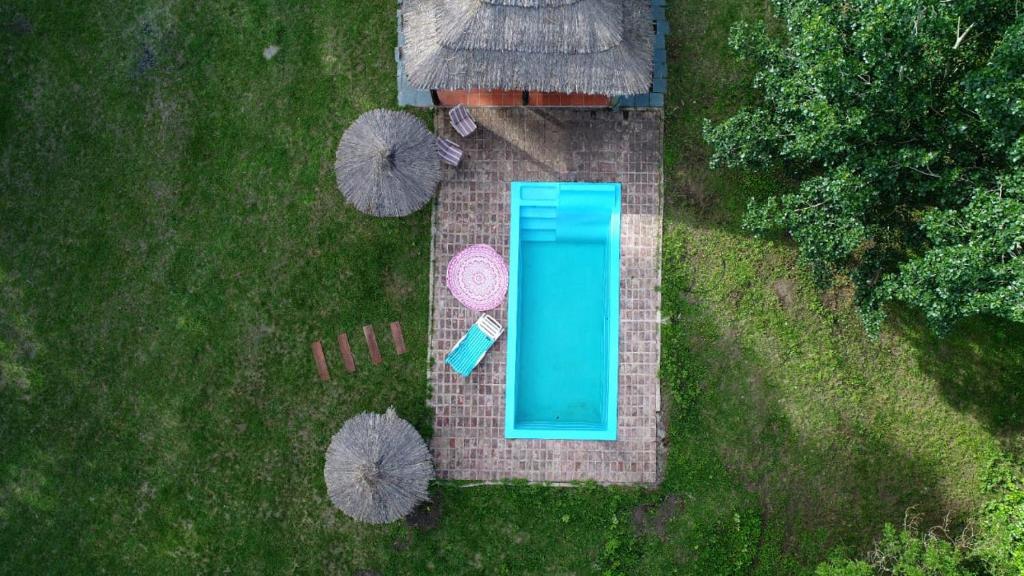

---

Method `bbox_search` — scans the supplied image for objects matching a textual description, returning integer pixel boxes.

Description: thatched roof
[324,408,433,524]
[401,0,653,95]
[335,109,440,217]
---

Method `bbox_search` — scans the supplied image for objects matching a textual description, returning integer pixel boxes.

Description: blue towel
[445,325,496,377]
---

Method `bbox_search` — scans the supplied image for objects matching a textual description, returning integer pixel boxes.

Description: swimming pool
[505,182,620,441]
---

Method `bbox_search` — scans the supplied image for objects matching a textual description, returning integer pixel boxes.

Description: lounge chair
[445,314,503,377]
[436,137,463,166]
[449,104,477,137]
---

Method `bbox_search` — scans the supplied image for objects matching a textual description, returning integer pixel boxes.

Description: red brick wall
[435,90,612,108]
[527,92,611,107]
[436,89,524,107]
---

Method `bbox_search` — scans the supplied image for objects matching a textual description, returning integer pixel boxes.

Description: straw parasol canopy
[324,408,433,524]
[401,0,653,95]
[335,109,441,217]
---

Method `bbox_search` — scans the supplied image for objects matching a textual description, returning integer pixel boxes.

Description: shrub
[974,461,1024,575]
[815,514,974,575]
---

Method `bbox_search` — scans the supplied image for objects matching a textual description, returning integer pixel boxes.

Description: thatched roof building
[401,0,654,97]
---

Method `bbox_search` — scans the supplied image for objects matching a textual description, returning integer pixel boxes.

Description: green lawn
[2,1,1022,574]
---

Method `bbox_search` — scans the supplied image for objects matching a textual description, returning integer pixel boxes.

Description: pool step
[520,205,557,242]
[516,183,617,243]
[519,216,609,243]
[520,206,557,219]
[520,217,556,231]
[520,213,556,241]
[521,229,557,241]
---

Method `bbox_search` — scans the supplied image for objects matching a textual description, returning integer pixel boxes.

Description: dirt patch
[8,14,32,35]
[727,288,744,308]
[128,9,185,82]
[719,326,744,364]
[821,285,853,311]
[674,169,716,212]
[631,494,684,540]
[392,532,411,552]
[385,269,414,304]
[405,490,442,531]
[771,279,796,310]
[136,44,158,77]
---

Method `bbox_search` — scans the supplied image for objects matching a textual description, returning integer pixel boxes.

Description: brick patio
[428,108,663,485]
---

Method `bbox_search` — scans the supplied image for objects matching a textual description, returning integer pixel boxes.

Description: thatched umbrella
[324,408,433,524]
[335,109,441,217]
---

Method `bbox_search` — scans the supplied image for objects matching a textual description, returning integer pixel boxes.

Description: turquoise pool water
[505,182,620,441]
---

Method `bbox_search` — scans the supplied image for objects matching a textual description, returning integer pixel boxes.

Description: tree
[705,0,1024,334]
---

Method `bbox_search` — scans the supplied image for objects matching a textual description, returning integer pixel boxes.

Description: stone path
[428,108,663,484]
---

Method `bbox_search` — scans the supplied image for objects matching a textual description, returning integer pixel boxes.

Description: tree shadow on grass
[892,309,1024,446]
[661,0,1024,467]
[656,249,962,570]
[687,332,951,563]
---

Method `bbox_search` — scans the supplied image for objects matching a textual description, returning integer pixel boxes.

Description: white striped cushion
[449,105,477,137]
[436,137,463,166]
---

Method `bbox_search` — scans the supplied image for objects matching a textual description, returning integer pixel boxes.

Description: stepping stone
[364,325,383,365]
[337,332,357,373]
[311,340,330,381]
[390,321,407,355]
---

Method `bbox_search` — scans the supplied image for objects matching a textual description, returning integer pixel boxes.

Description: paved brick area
[428,108,663,485]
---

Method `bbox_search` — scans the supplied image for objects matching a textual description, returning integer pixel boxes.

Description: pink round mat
[446,244,508,311]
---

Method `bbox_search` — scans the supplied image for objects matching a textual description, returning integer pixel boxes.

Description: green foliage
[815,559,875,576]
[600,509,642,576]
[882,172,1024,332]
[659,235,709,415]
[974,460,1024,575]
[705,0,1024,334]
[815,522,974,576]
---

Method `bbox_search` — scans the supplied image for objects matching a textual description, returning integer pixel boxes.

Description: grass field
[2,1,1023,574]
